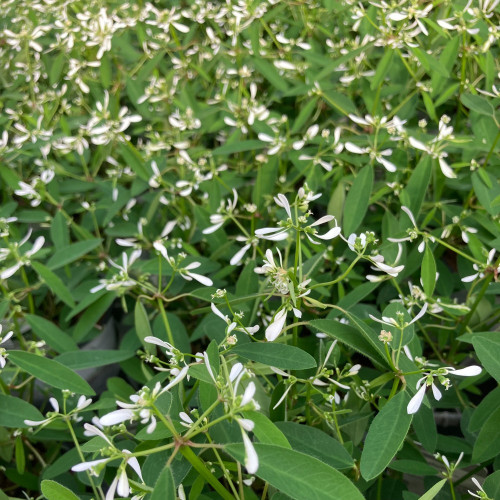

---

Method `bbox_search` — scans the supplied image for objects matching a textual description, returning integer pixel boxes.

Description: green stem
[157,298,175,347]
[482,128,500,169]
[179,446,235,500]
[20,267,34,314]
[183,399,221,440]
[388,377,400,400]
[310,256,362,290]
[449,478,456,500]
[65,418,102,500]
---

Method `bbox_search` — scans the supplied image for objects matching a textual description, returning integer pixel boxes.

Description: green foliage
[0,0,499,498]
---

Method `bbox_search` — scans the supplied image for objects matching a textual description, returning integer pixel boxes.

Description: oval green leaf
[275,421,354,469]
[225,443,364,500]
[8,351,95,396]
[360,391,413,481]
[46,239,102,270]
[472,406,500,463]
[55,350,135,370]
[41,479,81,500]
[25,314,78,354]
[0,395,44,428]
[31,261,76,308]
[231,343,316,370]
[343,164,373,235]
[472,332,500,383]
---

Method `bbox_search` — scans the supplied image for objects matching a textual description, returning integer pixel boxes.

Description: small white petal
[449,366,482,377]
[431,383,442,401]
[438,157,456,179]
[265,309,287,342]
[187,272,213,286]
[117,469,129,497]
[407,384,427,414]
[316,226,341,240]
[126,455,143,482]
[230,244,251,266]
[242,431,259,474]
[230,364,243,383]
[100,409,134,426]
[241,382,256,407]
[345,142,367,154]
[71,458,108,472]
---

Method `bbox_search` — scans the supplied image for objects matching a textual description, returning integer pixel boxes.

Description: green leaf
[309,319,387,367]
[327,181,346,227]
[119,142,149,181]
[253,58,289,92]
[8,351,95,395]
[25,314,78,353]
[73,293,116,343]
[471,170,500,216]
[275,421,354,469]
[410,47,449,78]
[322,90,357,116]
[100,54,111,88]
[421,245,436,297]
[472,406,500,463]
[389,460,437,476]
[242,411,291,449]
[360,391,413,480]
[15,434,25,475]
[483,470,500,499]
[55,350,135,370]
[371,49,394,91]
[291,97,319,134]
[343,165,374,235]
[50,210,69,248]
[418,479,447,500]
[472,332,500,383]
[225,443,364,500]
[150,466,175,500]
[253,157,278,209]
[400,156,432,218]
[461,94,496,117]
[412,405,437,453]
[212,140,265,156]
[49,53,66,86]
[135,300,154,355]
[205,339,220,380]
[31,261,76,308]
[231,343,316,370]
[46,239,102,270]
[469,387,500,433]
[0,395,44,428]
[422,93,438,123]
[41,480,81,500]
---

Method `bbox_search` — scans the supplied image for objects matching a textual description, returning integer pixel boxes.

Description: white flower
[369,303,428,331]
[0,326,14,369]
[241,428,259,474]
[0,230,45,280]
[407,364,481,414]
[265,308,288,342]
[462,249,498,283]
[304,215,341,244]
[90,250,141,293]
[100,367,188,433]
[179,262,213,286]
[72,450,143,499]
[202,189,238,235]
[468,477,488,498]
[25,397,60,426]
